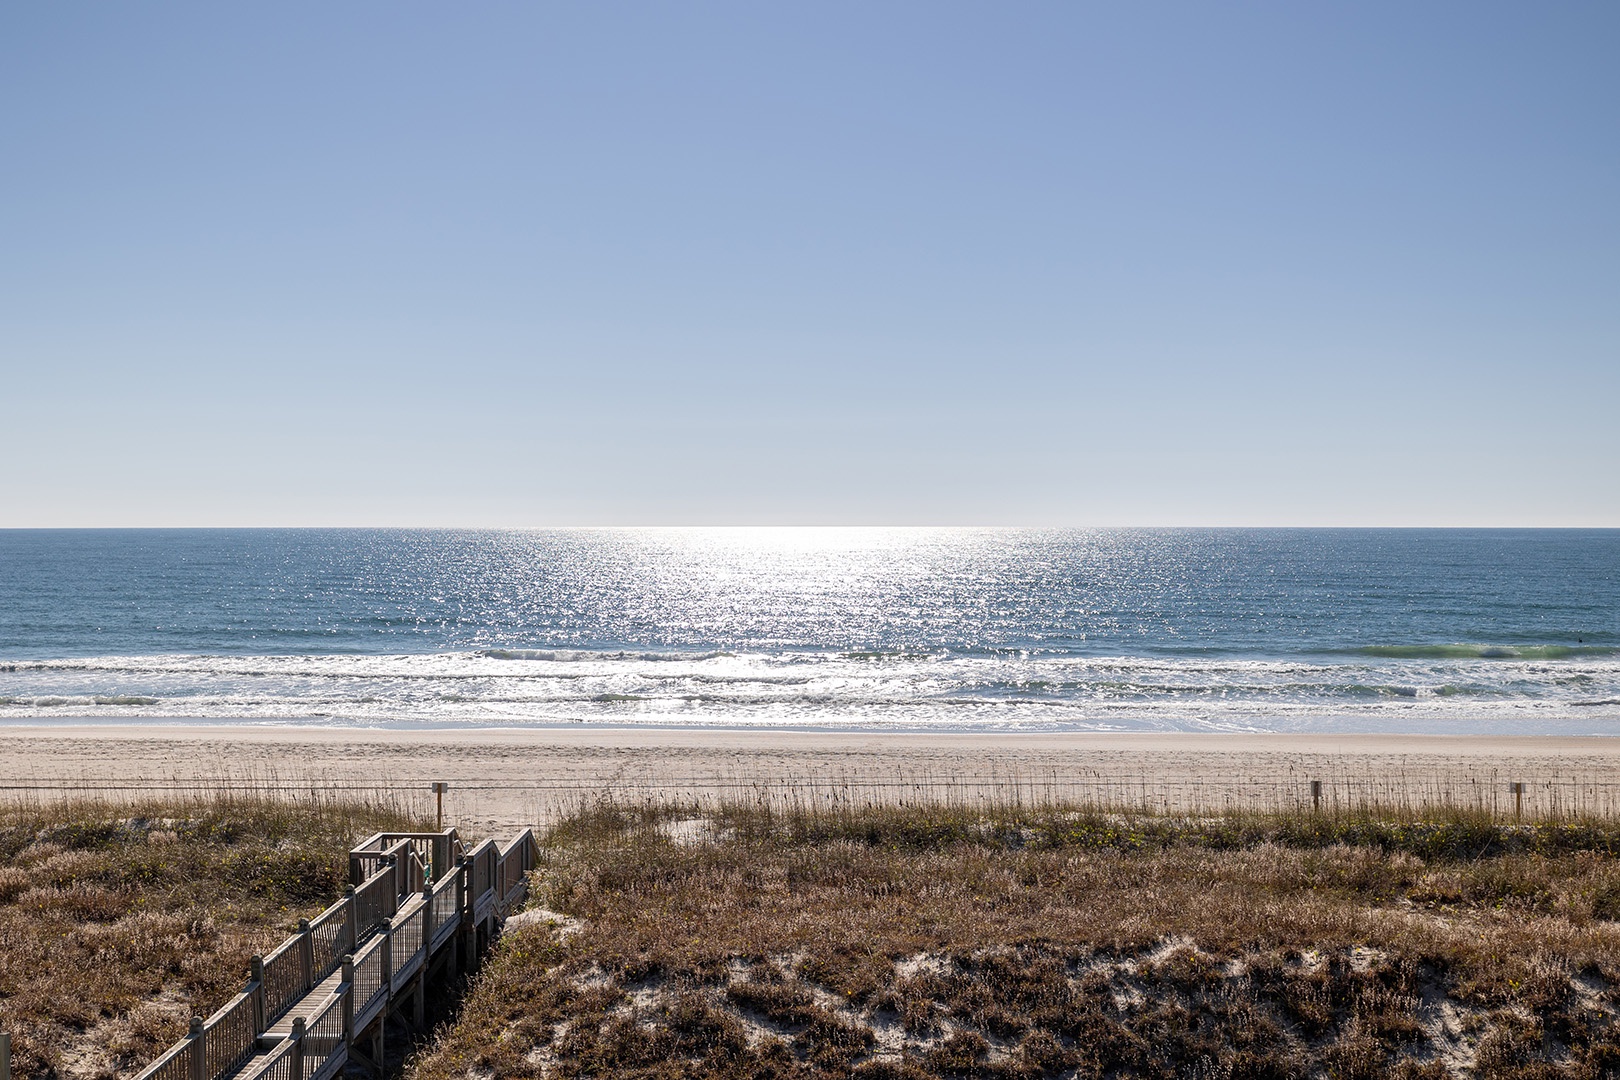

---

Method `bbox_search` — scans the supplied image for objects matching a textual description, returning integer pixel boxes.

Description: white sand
[2,723,1618,836]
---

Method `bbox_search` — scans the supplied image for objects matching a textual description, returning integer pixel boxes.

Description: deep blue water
[0,528,1616,732]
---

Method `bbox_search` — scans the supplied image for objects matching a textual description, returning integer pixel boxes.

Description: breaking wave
[0,645,1617,733]
[1356,644,1617,660]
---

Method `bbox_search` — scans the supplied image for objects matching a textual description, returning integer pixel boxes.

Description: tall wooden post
[381,917,392,983]
[458,857,477,975]
[344,886,359,953]
[432,782,448,833]
[415,889,432,1027]
[413,967,427,1029]
[341,954,356,1054]
[432,829,455,888]
[249,956,266,1031]
[188,1017,205,1080]
[298,918,315,987]
[1513,782,1525,820]
[2,1031,12,1080]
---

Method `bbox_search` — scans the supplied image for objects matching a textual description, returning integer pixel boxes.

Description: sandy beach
[3,723,1618,836]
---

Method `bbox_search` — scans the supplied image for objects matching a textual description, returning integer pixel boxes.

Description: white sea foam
[2,648,1618,734]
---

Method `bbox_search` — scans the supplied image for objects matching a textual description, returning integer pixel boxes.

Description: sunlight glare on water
[0,528,1616,732]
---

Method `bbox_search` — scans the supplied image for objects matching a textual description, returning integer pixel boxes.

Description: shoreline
[5,722,1620,835]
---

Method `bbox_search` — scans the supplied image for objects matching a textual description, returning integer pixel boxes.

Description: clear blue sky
[2,2,1616,526]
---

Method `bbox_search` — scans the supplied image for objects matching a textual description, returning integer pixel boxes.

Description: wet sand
[2,723,1618,837]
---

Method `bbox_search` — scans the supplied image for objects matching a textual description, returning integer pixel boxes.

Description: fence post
[456,856,467,922]
[249,956,266,1032]
[341,954,356,1049]
[1513,782,1525,821]
[387,857,401,917]
[382,917,394,992]
[458,856,477,974]
[423,883,436,949]
[1311,780,1322,813]
[187,1016,205,1080]
[349,841,373,888]
[432,828,452,885]
[345,886,358,949]
[290,1017,306,1079]
[412,899,428,1026]
[2,1031,11,1080]
[298,918,315,987]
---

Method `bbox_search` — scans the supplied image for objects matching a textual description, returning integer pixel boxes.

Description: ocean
[0,528,1616,734]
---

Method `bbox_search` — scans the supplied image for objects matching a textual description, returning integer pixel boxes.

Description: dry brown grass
[0,791,427,1080]
[407,799,1620,1080]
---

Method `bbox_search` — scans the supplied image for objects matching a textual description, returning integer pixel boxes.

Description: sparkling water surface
[1,528,1616,733]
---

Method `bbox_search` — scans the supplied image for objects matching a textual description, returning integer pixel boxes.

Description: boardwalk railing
[132,826,538,1080]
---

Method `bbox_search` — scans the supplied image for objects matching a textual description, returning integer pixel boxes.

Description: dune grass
[0,790,429,1080]
[408,797,1620,1080]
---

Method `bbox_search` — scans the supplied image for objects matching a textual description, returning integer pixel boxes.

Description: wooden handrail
[133,828,532,1080]
[349,829,460,887]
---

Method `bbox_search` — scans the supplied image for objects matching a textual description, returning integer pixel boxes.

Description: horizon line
[2,523,1618,532]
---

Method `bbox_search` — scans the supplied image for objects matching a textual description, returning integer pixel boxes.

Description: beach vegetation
[406,796,1620,1080]
[0,790,427,1080]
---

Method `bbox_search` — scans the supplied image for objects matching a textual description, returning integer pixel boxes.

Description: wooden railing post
[344,886,358,949]
[2,1031,12,1080]
[382,917,394,989]
[432,831,452,885]
[187,1016,204,1080]
[297,918,314,988]
[412,963,427,1029]
[457,857,473,974]
[456,857,467,921]
[422,883,435,948]
[290,1018,306,1078]
[341,954,355,1049]
[248,956,266,1032]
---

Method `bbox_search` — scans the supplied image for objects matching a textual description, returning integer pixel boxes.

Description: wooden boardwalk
[128,827,536,1080]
